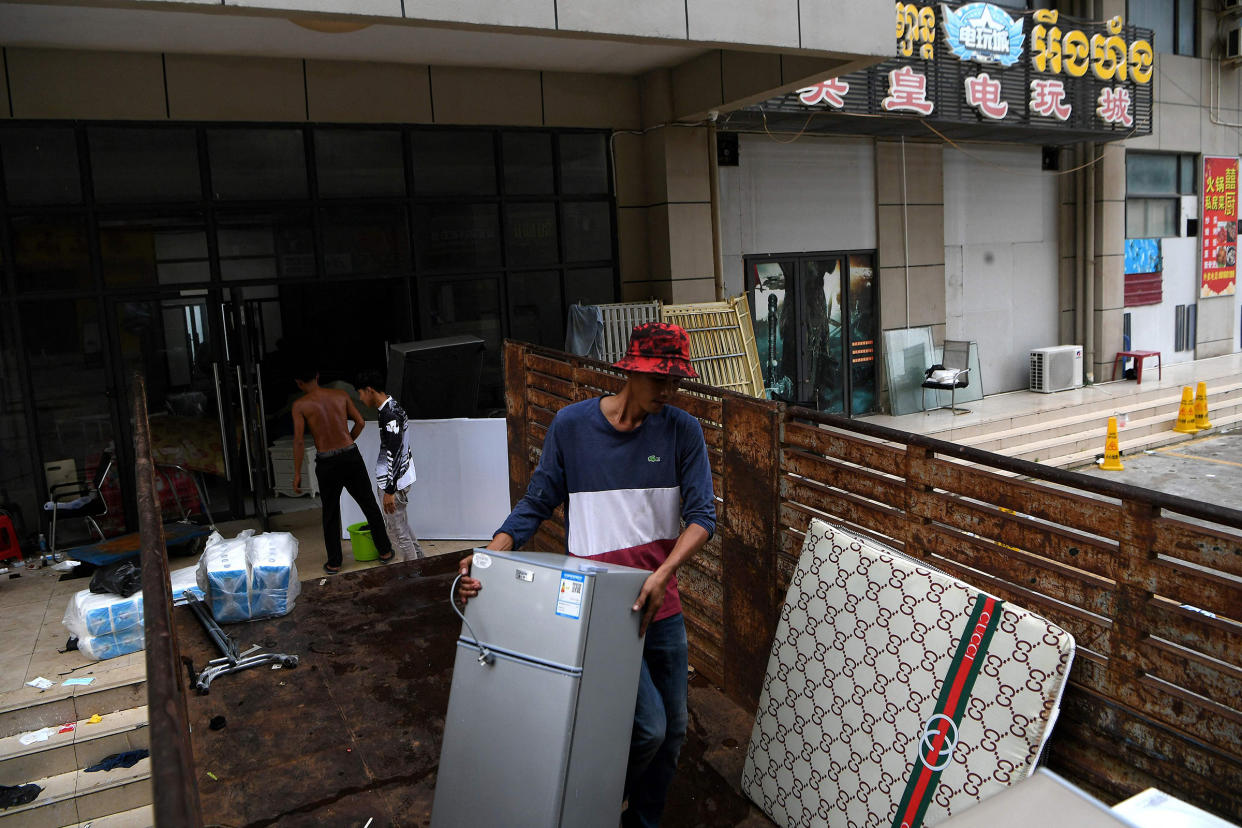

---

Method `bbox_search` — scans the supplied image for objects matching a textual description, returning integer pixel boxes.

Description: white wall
[1125,236,1200,367]
[718,134,877,297]
[944,145,1059,393]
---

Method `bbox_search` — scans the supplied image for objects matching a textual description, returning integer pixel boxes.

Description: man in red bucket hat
[458,321,716,827]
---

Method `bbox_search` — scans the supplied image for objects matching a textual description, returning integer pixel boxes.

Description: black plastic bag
[89,560,142,598]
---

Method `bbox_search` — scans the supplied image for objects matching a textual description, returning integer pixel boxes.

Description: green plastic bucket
[346,521,379,562]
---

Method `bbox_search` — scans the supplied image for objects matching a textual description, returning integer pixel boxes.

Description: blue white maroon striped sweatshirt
[496,396,717,622]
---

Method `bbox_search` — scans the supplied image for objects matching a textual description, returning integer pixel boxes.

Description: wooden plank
[1139,637,1242,716]
[782,421,906,477]
[1047,687,1242,821]
[1142,598,1242,666]
[907,489,1118,577]
[526,370,575,401]
[1140,558,1242,620]
[525,352,574,380]
[909,456,1124,538]
[527,387,573,417]
[782,449,907,506]
[673,392,724,423]
[908,522,1117,616]
[1151,518,1242,578]
[571,366,624,394]
[780,482,905,541]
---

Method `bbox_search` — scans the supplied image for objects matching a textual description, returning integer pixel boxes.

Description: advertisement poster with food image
[1201,156,1238,298]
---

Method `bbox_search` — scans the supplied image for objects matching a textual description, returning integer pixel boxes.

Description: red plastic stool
[0,514,20,563]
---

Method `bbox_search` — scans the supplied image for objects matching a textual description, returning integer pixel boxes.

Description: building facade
[0,0,892,539]
[1,0,1240,545]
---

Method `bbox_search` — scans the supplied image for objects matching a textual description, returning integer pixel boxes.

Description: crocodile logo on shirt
[647,455,661,463]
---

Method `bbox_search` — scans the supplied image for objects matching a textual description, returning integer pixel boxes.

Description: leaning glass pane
[881,326,935,416]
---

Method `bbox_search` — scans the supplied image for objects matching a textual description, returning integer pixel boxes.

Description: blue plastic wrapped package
[63,589,144,640]
[77,625,145,660]
[196,530,254,623]
[247,532,301,619]
[169,565,205,605]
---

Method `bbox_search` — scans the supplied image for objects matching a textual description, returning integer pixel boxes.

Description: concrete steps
[0,756,151,828]
[68,804,154,827]
[927,380,1242,469]
[0,668,151,827]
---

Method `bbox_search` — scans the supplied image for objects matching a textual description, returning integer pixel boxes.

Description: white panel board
[340,418,510,541]
[719,135,876,296]
[944,145,1058,392]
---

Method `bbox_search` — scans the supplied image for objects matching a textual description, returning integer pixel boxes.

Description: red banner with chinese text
[1201,156,1238,298]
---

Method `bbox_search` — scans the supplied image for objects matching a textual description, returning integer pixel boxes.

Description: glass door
[747,251,878,417]
[220,287,272,529]
[105,292,228,533]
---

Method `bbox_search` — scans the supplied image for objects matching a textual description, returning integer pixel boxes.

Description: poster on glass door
[1201,156,1238,298]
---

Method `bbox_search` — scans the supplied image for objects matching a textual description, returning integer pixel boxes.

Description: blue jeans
[623,613,688,828]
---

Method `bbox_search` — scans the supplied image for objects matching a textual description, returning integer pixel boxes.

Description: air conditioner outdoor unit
[1030,346,1083,393]
[1227,24,1242,60]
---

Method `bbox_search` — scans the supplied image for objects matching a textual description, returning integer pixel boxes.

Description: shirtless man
[292,364,395,573]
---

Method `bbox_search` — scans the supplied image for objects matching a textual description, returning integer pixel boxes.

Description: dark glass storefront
[0,122,618,543]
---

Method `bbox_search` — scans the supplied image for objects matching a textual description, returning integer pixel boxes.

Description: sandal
[378,550,395,562]
[323,563,341,574]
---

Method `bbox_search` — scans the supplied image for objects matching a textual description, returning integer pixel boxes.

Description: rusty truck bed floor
[178,554,773,827]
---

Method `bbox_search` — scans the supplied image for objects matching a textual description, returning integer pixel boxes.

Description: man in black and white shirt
[356,370,426,560]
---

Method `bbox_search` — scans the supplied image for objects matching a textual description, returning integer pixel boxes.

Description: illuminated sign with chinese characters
[741,1,1153,142]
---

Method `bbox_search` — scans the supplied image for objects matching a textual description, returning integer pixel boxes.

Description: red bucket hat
[614,322,698,379]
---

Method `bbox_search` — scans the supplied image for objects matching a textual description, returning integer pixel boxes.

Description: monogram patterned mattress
[742,518,1075,828]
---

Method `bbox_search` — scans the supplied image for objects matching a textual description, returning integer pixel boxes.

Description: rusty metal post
[720,394,783,711]
[504,340,531,509]
[134,373,204,827]
[1112,499,1158,702]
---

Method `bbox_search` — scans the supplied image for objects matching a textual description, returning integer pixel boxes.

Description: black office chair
[46,451,114,553]
[921,340,972,414]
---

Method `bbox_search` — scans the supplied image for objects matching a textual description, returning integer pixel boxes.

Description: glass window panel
[561,201,612,262]
[208,129,308,200]
[504,203,558,267]
[217,213,314,280]
[1127,0,1173,55]
[0,304,37,535]
[1126,198,1146,238]
[564,267,615,306]
[21,298,115,514]
[11,217,92,293]
[90,127,200,203]
[421,276,503,410]
[509,270,564,348]
[315,129,406,198]
[559,133,608,194]
[1176,0,1195,56]
[1,128,81,205]
[503,132,554,195]
[413,203,501,271]
[412,131,496,195]
[100,218,210,287]
[1126,153,1177,195]
[1146,198,1177,237]
[277,279,411,383]
[1179,154,1197,194]
[322,207,412,277]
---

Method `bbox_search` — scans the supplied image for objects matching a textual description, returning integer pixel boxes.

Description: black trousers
[315,445,393,567]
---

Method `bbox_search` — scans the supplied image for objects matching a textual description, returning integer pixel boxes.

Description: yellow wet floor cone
[1099,416,1125,470]
[1194,381,1213,430]
[1173,386,1199,434]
